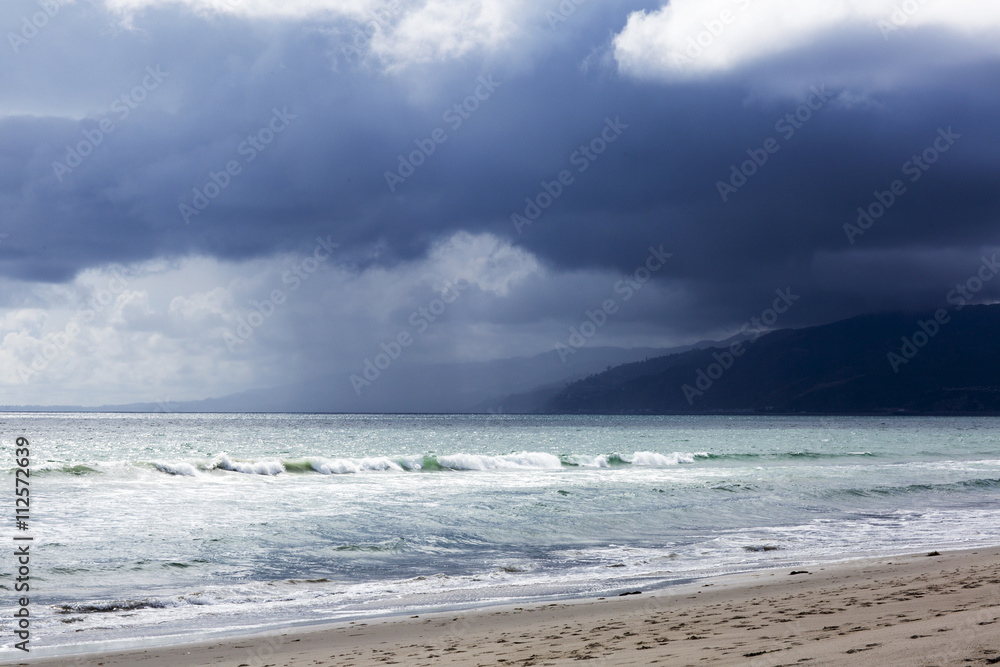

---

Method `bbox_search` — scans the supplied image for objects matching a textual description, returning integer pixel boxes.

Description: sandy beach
[15,546,1000,667]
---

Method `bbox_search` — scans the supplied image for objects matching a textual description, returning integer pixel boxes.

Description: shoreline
[13,545,1000,666]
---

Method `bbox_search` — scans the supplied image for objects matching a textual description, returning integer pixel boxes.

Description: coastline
[14,545,1000,666]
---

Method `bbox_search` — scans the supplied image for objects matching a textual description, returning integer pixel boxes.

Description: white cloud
[101,0,532,69]
[0,260,251,405]
[613,0,1000,80]
[169,287,232,323]
[0,233,546,405]
[102,0,378,20]
[367,0,528,70]
[424,231,538,297]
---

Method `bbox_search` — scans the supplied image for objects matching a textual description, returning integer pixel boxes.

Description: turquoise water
[2,413,999,656]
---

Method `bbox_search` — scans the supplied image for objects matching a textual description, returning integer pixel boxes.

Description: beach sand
[17,547,1000,666]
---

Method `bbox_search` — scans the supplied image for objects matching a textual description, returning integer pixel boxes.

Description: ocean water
[2,413,999,657]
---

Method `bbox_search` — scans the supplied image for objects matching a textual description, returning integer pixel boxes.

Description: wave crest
[436,451,563,470]
[46,449,721,479]
[309,457,403,475]
[216,454,284,476]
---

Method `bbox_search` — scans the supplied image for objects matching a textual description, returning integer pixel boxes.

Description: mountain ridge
[537,304,1000,414]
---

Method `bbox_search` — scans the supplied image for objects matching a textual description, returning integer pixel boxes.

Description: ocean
[2,413,999,658]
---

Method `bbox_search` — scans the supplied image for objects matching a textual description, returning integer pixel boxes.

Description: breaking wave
[30,450,714,479]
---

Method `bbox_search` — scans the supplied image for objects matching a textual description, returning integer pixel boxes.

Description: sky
[1,0,999,406]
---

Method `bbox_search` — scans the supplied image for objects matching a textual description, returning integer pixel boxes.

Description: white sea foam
[436,451,563,470]
[566,451,706,467]
[627,451,704,466]
[217,454,284,475]
[41,450,718,479]
[398,455,425,470]
[562,454,610,467]
[153,461,199,476]
[309,457,403,474]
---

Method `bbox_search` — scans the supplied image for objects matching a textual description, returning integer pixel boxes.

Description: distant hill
[539,305,1000,414]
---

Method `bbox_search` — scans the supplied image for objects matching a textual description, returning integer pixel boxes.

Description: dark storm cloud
[1,1,999,338]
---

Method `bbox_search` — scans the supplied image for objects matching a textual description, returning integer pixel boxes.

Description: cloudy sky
[1,0,999,406]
